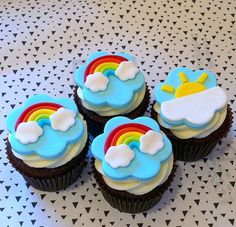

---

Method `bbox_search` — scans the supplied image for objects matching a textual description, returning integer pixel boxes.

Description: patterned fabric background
[0,0,235,226]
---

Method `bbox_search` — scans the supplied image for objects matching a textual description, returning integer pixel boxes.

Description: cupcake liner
[21,161,85,191]
[73,84,150,137]
[92,158,177,213]
[151,103,233,162]
[6,139,89,191]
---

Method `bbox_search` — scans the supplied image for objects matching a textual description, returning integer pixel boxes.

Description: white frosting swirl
[77,85,146,116]
[94,154,173,195]
[11,114,88,168]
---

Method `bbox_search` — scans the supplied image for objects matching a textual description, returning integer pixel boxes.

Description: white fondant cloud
[50,107,76,131]
[15,122,43,144]
[84,72,109,92]
[139,130,164,155]
[105,144,135,168]
[115,61,139,81]
[160,86,227,126]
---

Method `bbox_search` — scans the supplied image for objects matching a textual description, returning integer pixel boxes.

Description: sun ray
[197,73,208,84]
[178,72,188,84]
[161,84,175,93]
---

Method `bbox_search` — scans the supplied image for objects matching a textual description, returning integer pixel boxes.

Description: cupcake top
[91,116,173,195]
[154,67,228,139]
[6,94,87,168]
[74,52,146,116]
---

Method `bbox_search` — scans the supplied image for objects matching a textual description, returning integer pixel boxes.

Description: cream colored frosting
[94,154,173,195]
[153,103,227,139]
[11,114,88,168]
[77,85,146,116]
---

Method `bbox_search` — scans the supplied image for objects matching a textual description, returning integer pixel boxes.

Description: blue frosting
[91,116,172,181]
[74,52,145,108]
[6,94,84,159]
[154,67,217,129]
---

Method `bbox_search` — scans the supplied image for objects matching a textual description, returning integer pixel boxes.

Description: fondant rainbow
[84,55,128,82]
[104,123,152,154]
[15,102,63,130]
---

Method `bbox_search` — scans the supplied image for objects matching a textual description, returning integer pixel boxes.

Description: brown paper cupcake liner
[73,84,150,137]
[6,139,89,191]
[92,158,177,213]
[151,102,233,162]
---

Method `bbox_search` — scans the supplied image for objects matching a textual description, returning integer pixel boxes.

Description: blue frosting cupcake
[73,52,150,136]
[91,116,176,213]
[151,67,232,161]
[6,94,89,191]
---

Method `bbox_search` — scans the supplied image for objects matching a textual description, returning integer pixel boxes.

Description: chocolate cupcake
[74,52,150,136]
[91,116,176,213]
[6,94,88,191]
[151,67,233,161]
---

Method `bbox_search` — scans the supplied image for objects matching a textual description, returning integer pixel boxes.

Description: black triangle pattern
[0,0,235,226]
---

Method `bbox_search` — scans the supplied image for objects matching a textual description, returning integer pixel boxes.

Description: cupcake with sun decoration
[74,52,150,136]
[6,95,89,191]
[91,116,176,213]
[151,67,233,161]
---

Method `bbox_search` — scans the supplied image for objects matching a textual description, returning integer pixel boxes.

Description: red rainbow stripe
[84,55,128,82]
[15,102,62,130]
[104,123,152,154]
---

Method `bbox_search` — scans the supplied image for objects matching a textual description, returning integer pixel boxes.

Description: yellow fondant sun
[161,72,208,98]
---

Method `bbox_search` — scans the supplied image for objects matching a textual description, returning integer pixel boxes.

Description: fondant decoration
[161,86,227,127]
[50,107,76,131]
[84,72,109,92]
[15,122,43,144]
[77,83,146,117]
[156,104,227,139]
[139,130,164,155]
[105,144,135,168]
[104,123,152,154]
[83,55,128,82]
[115,61,139,81]
[161,84,175,93]
[91,116,172,180]
[161,71,208,98]
[75,52,145,108]
[15,101,76,132]
[7,95,84,159]
[15,102,62,130]
[155,67,217,104]
[155,67,227,129]
[12,114,88,168]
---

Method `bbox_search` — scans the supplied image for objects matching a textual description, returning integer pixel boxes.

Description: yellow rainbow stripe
[116,132,144,145]
[94,62,119,74]
[27,109,56,122]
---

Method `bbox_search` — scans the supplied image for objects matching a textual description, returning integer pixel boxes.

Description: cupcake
[91,116,176,213]
[74,52,150,136]
[151,67,233,161]
[6,94,88,191]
